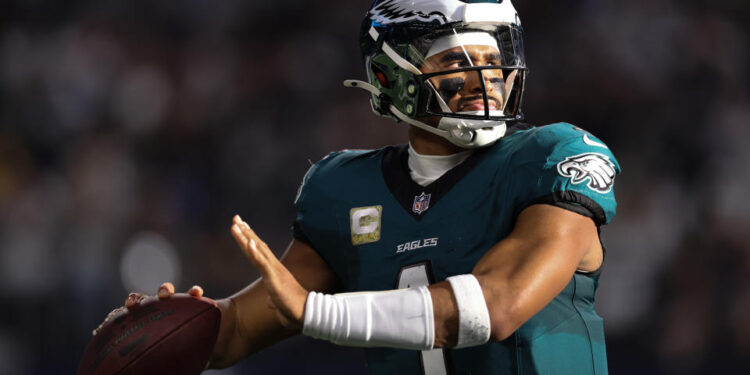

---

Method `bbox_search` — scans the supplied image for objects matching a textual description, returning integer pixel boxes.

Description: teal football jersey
[293,123,621,375]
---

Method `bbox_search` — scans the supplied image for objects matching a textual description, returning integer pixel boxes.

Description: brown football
[78,294,221,375]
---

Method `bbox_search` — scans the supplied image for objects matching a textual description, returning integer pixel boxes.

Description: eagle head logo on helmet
[369,0,452,25]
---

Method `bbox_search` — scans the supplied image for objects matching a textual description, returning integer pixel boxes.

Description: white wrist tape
[302,287,435,350]
[446,274,491,348]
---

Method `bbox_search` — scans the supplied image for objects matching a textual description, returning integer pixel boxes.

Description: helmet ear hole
[372,65,390,88]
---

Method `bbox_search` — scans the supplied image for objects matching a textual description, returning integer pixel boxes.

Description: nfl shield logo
[412,192,431,215]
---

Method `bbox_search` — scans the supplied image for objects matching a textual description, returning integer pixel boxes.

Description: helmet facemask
[414,26,525,123]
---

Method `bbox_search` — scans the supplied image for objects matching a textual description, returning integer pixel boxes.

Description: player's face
[420,45,516,116]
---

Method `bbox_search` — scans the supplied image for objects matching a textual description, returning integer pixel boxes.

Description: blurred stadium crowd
[0,0,748,374]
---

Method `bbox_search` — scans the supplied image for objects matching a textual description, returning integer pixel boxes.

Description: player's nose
[464,71,484,93]
[464,70,500,95]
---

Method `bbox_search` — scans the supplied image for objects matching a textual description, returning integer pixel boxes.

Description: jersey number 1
[396,262,449,375]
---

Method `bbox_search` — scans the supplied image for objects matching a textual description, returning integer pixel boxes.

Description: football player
[101,1,620,374]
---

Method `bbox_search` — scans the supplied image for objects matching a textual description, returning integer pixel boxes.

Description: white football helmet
[346,0,527,148]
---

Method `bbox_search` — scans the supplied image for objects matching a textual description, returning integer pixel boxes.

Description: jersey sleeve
[291,150,370,286]
[291,164,316,247]
[291,152,339,247]
[511,123,621,225]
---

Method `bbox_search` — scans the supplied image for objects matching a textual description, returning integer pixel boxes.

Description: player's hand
[92,282,204,336]
[231,215,308,331]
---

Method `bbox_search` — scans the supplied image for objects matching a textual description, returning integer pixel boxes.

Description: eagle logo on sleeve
[556,153,616,193]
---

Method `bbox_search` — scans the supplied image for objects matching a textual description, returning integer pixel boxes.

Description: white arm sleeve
[302,286,435,350]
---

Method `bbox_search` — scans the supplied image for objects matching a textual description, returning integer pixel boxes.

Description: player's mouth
[459,98,501,112]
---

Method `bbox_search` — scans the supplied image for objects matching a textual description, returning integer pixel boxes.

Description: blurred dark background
[0,0,748,374]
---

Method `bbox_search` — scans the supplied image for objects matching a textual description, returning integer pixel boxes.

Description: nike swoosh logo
[583,134,608,149]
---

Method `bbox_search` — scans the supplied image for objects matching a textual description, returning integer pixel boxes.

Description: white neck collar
[407,143,473,187]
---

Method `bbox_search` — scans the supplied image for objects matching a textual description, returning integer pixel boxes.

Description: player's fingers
[248,238,271,271]
[234,220,269,263]
[93,306,127,336]
[231,224,256,260]
[231,222,247,245]
[125,293,137,307]
[234,224,268,271]
[255,237,277,263]
[188,285,203,297]
[232,224,256,259]
[157,282,175,299]
[125,292,146,308]
[236,218,274,262]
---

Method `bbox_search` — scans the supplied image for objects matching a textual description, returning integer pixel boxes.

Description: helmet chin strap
[343,79,506,149]
[395,109,506,149]
[437,116,506,148]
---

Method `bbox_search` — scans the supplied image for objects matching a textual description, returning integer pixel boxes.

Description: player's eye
[446,59,470,68]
